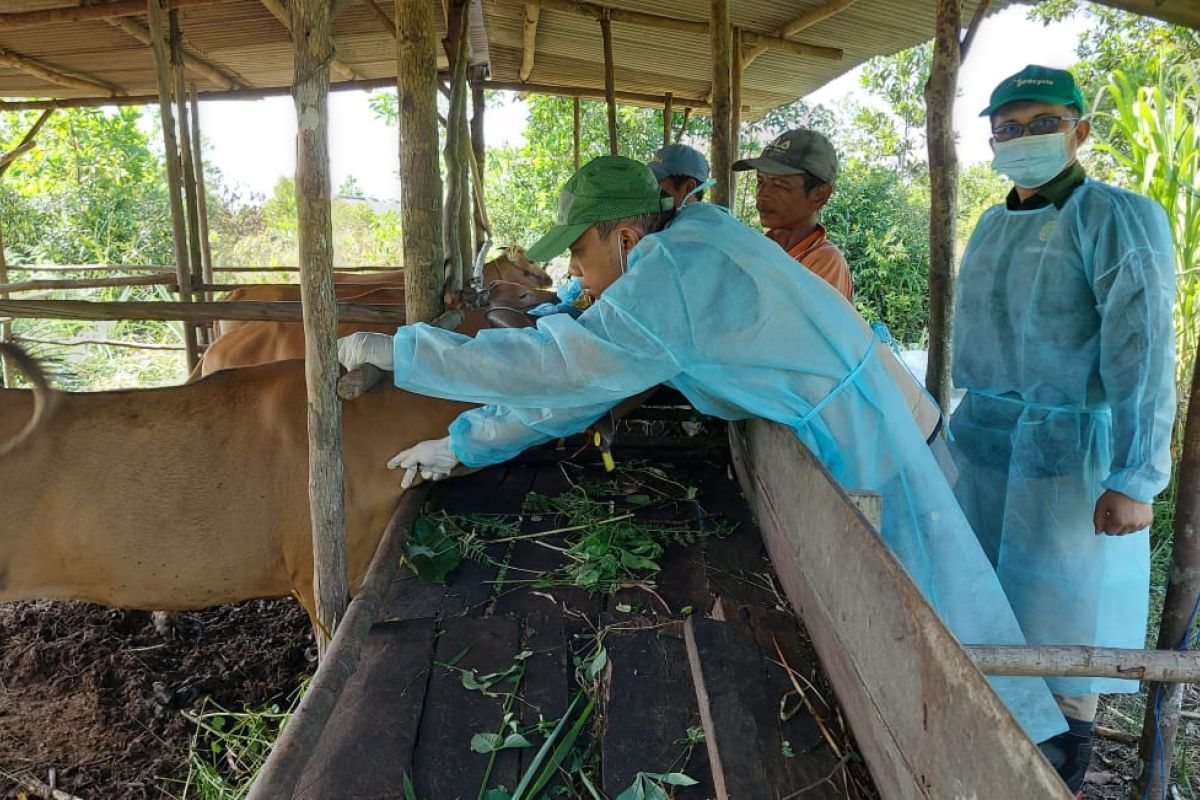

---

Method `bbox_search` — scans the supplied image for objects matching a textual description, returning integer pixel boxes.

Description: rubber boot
[1038,717,1094,796]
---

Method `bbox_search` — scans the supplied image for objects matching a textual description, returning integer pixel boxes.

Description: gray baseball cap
[732,129,838,184]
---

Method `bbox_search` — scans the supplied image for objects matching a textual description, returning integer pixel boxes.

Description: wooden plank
[684,615,803,799]
[601,622,715,798]
[412,616,522,798]
[744,607,844,793]
[0,299,408,324]
[708,0,731,208]
[294,618,437,799]
[599,12,617,155]
[728,420,1071,799]
[516,611,570,779]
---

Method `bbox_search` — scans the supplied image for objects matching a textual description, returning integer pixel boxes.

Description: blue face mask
[680,177,716,205]
[991,131,1074,189]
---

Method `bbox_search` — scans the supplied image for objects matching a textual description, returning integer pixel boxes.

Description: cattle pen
[2,1,1200,799]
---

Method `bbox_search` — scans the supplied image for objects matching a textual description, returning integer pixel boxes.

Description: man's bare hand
[1093,490,1153,535]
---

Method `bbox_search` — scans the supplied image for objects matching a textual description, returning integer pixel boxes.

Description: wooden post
[572,97,581,170]
[1136,355,1200,797]
[677,106,692,143]
[0,223,11,387]
[469,67,487,253]
[662,91,672,147]
[599,11,618,155]
[189,87,213,301]
[396,0,444,323]
[172,21,204,313]
[146,0,199,371]
[730,28,743,208]
[442,0,470,292]
[922,0,960,410]
[290,0,348,659]
[709,0,732,208]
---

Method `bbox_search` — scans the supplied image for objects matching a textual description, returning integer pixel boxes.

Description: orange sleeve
[797,244,853,301]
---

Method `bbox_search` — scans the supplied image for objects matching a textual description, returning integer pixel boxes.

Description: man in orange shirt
[733,129,852,300]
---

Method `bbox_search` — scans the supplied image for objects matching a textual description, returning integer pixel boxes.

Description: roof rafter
[257,0,363,81]
[106,15,245,89]
[359,0,396,38]
[519,1,539,82]
[0,45,125,96]
[535,0,842,61]
[741,0,858,69]
[0,0,232,31]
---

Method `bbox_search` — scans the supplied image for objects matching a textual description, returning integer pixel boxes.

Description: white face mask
[991,131,1074,189]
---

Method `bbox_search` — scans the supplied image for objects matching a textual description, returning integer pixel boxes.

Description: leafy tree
[338,174,365,198]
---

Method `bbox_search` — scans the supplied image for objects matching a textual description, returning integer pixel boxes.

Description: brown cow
[0,342,474,624]
[194,284,559,378]
[214,246,553,336]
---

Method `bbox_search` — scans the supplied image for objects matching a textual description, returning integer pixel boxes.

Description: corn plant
[1095,63,1200,416]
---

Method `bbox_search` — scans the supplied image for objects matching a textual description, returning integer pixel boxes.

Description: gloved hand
[337,332,394,371]
[387,436,459,489]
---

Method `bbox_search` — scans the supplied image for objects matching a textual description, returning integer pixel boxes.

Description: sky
[195,5,1089,203]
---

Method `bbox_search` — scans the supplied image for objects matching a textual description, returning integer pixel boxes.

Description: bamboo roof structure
[2,0,1197,114]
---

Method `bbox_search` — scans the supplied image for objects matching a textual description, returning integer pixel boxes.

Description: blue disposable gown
[949,180,1176,697]
[392,202,1068,741]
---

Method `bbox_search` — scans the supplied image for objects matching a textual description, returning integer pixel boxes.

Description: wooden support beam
[484,80,712,111]
[676,106,691,143]
[361,0,397,38]
[146,0,199,372]
[1136,352,1200,797]
[599,12,618,155]
[922,0,960,410]
[709,0,732,208]
[519,1,540,82]
[442,0,471,293]
[0,299,409,324]
[245,488,430,800]
[258,0,361,81]
[0,46,124,96]
[189,87,214,300]
[742,0,858,69]
[730,29,742,203]
[965,645,1200,683]
[0,223,11,388]
[0,108,52,179]
[106,16,241,90]
[662,91,672,147]
[0,77,399,111]
[290,0,349,659]
[960,0,994,61]
[0,274,177,293]
[536,0,841,60]
[173,21,205,302]
[469,67,488,249]
[0,0,228,30]
[396,0,445,324]
[572,96,581,170]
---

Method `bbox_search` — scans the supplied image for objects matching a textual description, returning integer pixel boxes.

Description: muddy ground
[0,599,312,799]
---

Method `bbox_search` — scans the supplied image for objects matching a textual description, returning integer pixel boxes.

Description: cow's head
[482,246,553,288]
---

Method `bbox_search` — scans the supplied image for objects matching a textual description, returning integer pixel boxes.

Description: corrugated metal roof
[0,0,1003,117]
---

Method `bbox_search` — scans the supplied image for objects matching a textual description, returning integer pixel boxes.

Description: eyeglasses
[991,116,1080,143]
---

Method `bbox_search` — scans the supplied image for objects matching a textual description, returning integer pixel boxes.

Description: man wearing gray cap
[647,143,713,208]
[733,129,851,300]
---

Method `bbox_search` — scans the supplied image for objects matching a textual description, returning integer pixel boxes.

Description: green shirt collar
[1005,161,1087,211]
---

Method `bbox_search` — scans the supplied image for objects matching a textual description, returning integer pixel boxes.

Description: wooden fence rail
[0,300,408,324]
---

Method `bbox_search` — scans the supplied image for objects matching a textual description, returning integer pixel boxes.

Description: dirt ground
[1083,688,1200,800]
[0,598,312,799]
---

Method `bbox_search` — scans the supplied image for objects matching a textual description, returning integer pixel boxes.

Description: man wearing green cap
[337,154,1072,749]
[733,129,852,300]
[949,64,1176,795]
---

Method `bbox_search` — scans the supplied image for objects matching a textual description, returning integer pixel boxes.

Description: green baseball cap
[980,64,1087,118]
[526,156,673,262]
[732,129,838,184]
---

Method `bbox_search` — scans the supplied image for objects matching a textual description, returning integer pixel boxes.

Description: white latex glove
[337,332,394,371]
[387,436,459,489]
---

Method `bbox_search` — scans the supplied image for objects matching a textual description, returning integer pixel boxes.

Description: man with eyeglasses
[732,129,852,300]
[948,64,1176,796]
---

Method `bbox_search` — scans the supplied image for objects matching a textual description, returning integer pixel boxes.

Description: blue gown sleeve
[1091,196,1177,502]
[448,401,620,467]
[390,251,686,466]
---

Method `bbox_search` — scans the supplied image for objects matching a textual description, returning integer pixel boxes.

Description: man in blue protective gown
[949,65,1176,795]
[338,155,1068,747]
